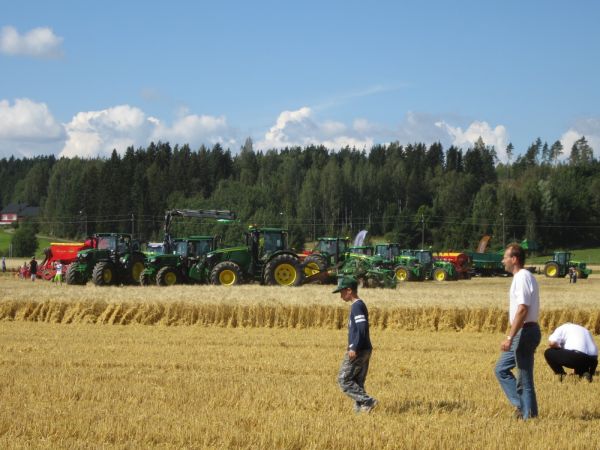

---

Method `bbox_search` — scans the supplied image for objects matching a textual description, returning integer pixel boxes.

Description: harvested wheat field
[0,275,599,449]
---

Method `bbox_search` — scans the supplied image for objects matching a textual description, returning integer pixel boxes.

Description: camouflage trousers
[337,349,374,409]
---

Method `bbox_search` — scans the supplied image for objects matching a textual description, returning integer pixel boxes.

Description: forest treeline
[1,136,599,252]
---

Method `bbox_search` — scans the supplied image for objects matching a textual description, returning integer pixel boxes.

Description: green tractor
[543,252,591,279]
[139,209,236,286]
[140,236,218,286]
[66,233,146,286]
[379,247,458,282]
[301,237,351,282]
[196,226,303,286]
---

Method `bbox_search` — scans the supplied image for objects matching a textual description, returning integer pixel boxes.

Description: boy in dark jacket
[334,276,378,413]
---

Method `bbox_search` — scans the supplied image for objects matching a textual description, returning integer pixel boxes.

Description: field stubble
[0,323,599,449]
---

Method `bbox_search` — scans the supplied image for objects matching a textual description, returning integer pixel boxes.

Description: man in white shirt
[544,323,598,382]
[495,243,541,420]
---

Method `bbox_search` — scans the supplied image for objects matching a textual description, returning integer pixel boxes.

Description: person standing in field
[54,261,63,285]
[334,276,378,414]
[544,323,597,382]
[1,256,6,273]
[29,256,38,281]
[495,243,541,420]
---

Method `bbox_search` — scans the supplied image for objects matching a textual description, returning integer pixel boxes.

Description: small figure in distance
[334,276,378,414]
[29,256,38,282]
[54,261,64,285]
[544,323,597,383]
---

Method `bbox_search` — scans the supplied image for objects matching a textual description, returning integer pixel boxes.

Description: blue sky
[1,0,599,160]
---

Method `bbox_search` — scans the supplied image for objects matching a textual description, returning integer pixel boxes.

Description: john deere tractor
[195,226,303,286]
[544,252,591,279]
[378,246,458,282]
[66,233,146,286]
[301,237,351,282]
[140,236,219,286]
[337,250,397,289]
[139,209,236,286]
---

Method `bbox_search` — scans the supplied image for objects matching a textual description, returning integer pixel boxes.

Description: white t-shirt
[509,269,539,325]
[548,323,598,356]
[55,263,63,275]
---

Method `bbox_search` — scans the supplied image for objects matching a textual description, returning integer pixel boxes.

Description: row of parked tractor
[27,209,591,288]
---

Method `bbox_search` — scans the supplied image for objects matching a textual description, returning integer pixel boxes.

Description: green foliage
[10,221,39,257]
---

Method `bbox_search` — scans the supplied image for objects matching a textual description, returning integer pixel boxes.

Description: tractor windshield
[417,252,432,264]
[193,240,212,257]
[263,232,284,253]
[316,240,337,255]
[174,241,188,256]
[97,236,117,251]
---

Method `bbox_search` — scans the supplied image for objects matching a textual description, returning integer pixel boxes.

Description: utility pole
[500,212,505,248]
[421,214,425,249]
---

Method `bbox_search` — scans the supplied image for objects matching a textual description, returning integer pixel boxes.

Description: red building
[0,203,40,226]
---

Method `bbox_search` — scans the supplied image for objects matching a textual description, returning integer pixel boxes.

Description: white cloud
[559,118,600,159]
[436,120,509,160]
[257,107,373,150]
[0,98,65,157]
[60,105,239,158]
[0,26,64,58]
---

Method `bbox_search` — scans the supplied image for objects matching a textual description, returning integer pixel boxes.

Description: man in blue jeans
[334,276,378,414]
[495,243,541,420]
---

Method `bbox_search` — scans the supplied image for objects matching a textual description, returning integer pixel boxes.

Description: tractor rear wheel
[66,263,86,285]
[157,266,179,286]
[210,261,243,286]
[544,262,559,278]
[302,255,327,282]
[264,254,302,286]
[433,268,449,282]
[92,261,117,286]
[394,266,412,282]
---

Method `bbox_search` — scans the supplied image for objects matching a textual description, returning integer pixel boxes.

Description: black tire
[156,266,179,286]
[544,262,560,278]
[302,255,327,282]
[394,265,414,282]
[139,272,152,286]
[210,261,243,286]
[432,267,449,282]
[66,263,86,285]
[264,254,302,286]
[128,253,146,285]
[92,261,117,286]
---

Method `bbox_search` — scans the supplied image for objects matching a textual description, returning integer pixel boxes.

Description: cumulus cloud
[256,107,374,150]
[60,105,239,158]
[0,26,64,58]
[559,117,600,159]
[0,98,65,157]
[436,120,509,160]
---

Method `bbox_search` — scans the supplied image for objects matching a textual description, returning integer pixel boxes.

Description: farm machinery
[197,226,304,286]
[21,242,90,280]
[139,209,236,286]
[65,233,146,286]
[466,236,507,276]
[300,237,351,281]
[374,244,462,282]
[543,251,591,279]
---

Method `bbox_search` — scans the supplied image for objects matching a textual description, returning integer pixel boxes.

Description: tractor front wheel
[394,266,412,282]
[92,261,117,286]
[210,261,243,286]
[265,254,302,286]
[66,263,86,285]
[433,268,449,282]
[139,272,152,286]
[129,255,146,284]
[157,266,179,286]
[302,255,327,282]
[544,262,559,278]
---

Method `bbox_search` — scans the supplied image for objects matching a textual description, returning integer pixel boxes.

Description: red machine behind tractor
[21,242,91,280]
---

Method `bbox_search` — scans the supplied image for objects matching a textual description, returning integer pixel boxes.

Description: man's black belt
[522,322,538,328]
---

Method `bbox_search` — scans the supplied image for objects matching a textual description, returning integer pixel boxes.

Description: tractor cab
[554,251,571,266]
[375,243,402,260]
[247,227,287,261]
[348,246,374,256]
